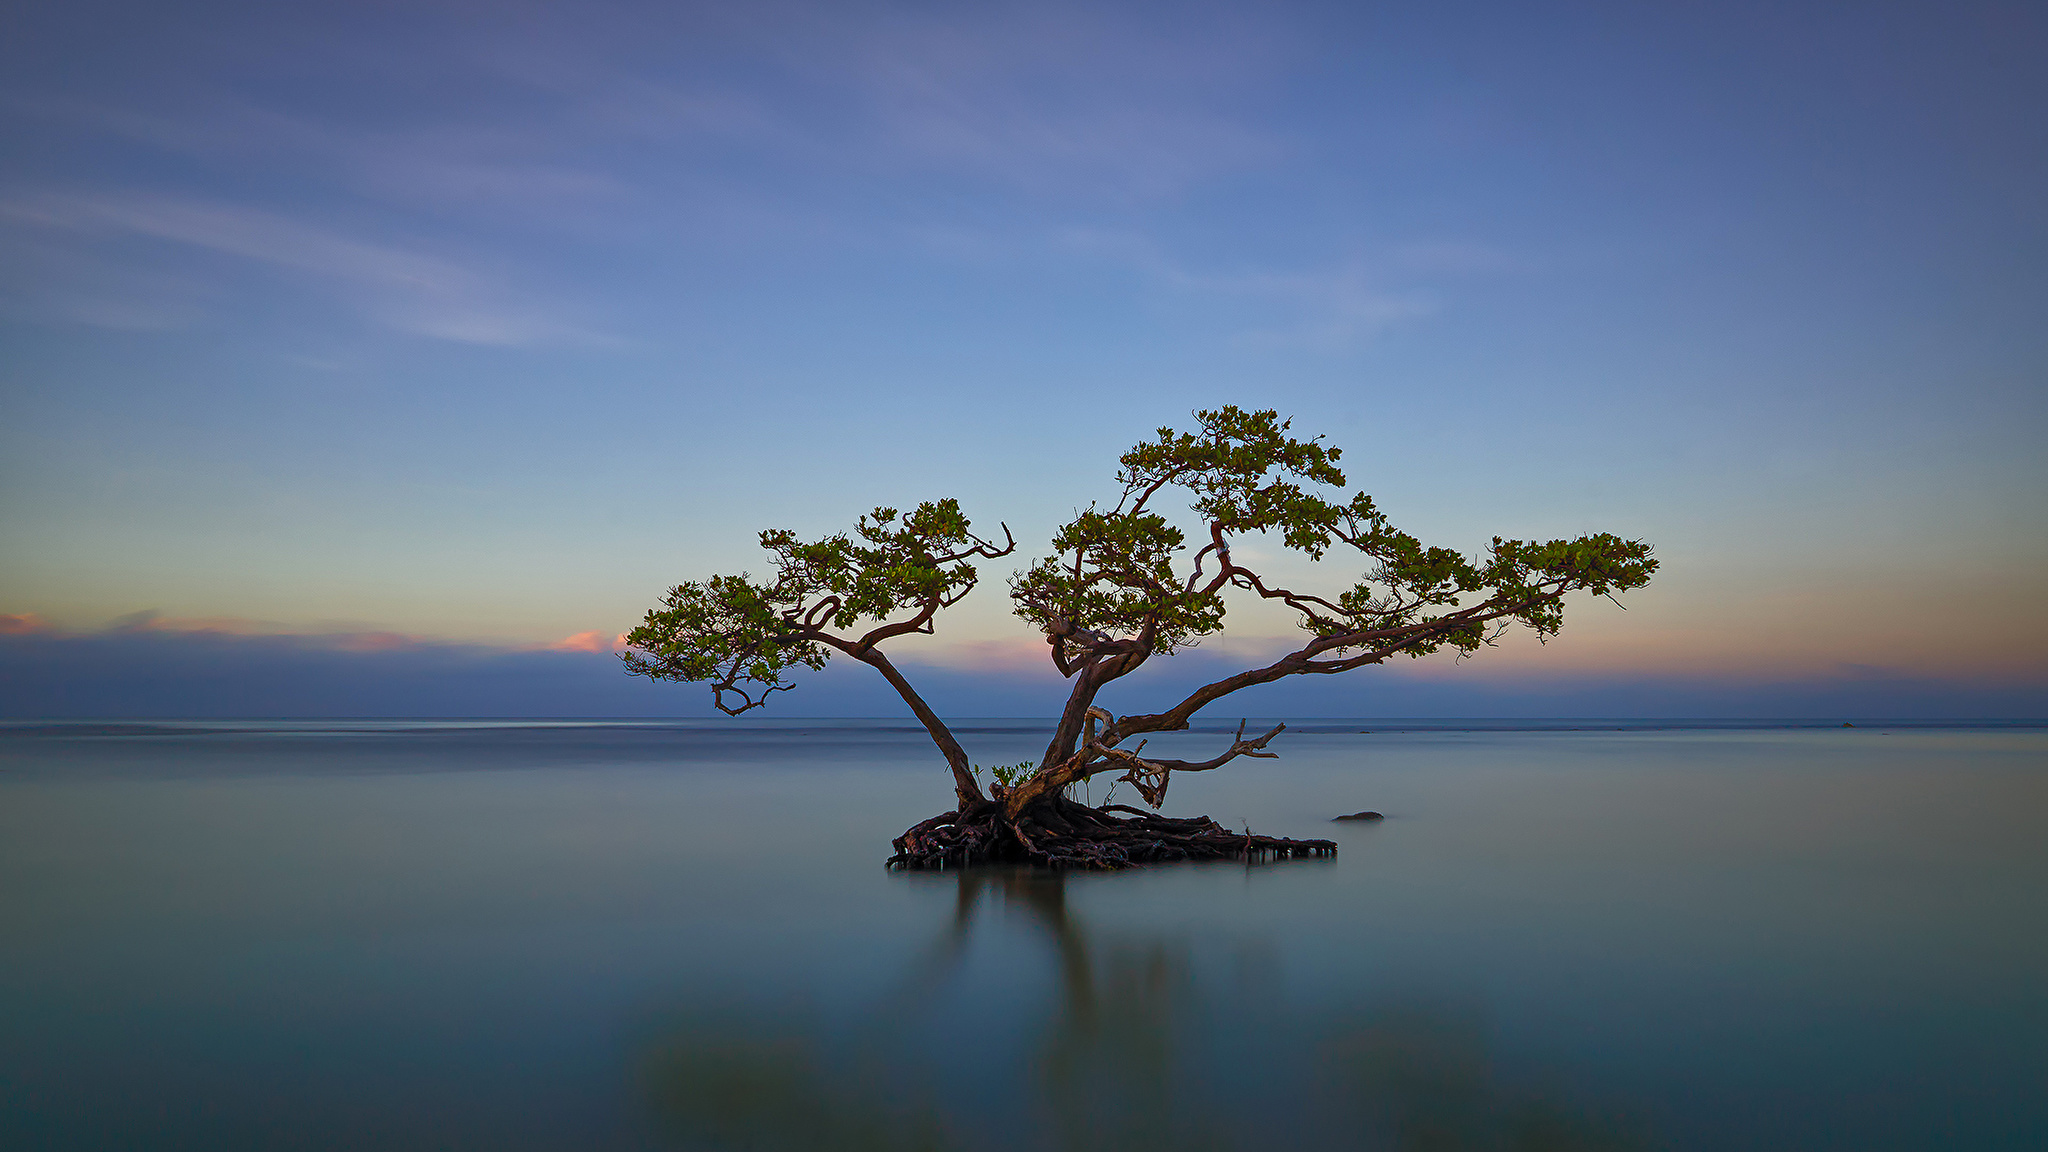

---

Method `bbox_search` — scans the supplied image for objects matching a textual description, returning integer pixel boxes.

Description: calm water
[2,720,2044,1150]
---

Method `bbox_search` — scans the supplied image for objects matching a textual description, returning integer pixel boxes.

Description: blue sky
[2,0,2042,716]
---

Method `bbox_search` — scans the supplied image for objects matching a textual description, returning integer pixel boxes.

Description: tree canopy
[625,407,1656,828]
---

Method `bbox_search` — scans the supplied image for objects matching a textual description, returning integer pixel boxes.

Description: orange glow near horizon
[4,599,2042,691]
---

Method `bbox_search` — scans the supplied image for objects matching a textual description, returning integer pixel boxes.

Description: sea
[2,718,2043,1150]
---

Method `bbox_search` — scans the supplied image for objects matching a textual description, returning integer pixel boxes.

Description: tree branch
[707,671,798,716]
[1227,566,1357,625]
[1013,717,1286,814]
[928,522,1017,565]
[1105,589,1568,743]
[815,633,985,807]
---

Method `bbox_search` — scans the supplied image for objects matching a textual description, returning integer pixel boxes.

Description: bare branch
[1118,465,1185,517]
[1191,522,1237,598]
[799,595,842,629]
[1134,719,1287,773]
[1182,539,1223,594]
[1075,720,1288,808]
[709,677,797,716]
[850,595,945,655]
[1227,565,1354,625]
[930,521,1018,565]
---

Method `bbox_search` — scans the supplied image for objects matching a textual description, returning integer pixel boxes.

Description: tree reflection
[641,870,1648,1151]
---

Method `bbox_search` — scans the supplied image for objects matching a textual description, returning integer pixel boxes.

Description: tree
[624,407,1657,869]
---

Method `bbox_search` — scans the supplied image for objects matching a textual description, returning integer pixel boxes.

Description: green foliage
[979,761,1036,789]
[621,406,1655,729]
[1010,406,1657,662]
[622,499,1001,714]
[621,572,830,709]
[1011,406,1352,653]
[758,501,985,630]
[1010,506,1221,655]
[1119,405,1348,553]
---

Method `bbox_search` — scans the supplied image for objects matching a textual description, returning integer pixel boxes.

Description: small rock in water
[1333,810,1384,822]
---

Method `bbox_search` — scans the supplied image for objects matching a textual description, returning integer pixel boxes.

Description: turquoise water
[2,720,2043,1149]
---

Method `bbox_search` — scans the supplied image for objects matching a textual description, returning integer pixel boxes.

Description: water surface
[2,720,2043,1149]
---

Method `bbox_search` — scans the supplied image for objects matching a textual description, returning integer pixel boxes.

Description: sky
[2,0,2043,717]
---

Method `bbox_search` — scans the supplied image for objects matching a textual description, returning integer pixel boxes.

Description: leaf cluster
[622,499,1003,714]
[621,572,830,708]
[1010,406,1658,662]
[973,761,1037,789]
[1011,406,1351,653]
[1011,507,1221,655]
[761,501,986,630]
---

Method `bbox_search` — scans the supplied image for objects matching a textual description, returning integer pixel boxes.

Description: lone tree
[625,408,1656,870]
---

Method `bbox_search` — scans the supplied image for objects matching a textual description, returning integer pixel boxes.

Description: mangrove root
[887,797,1337,871]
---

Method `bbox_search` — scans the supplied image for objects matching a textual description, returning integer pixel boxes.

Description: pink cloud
[3,608,632,657]
[548,630,626,654]
[908,634,1055,674]
[0,612,52,635]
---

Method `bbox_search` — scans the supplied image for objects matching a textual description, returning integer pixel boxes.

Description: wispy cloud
[0,225,217,331]
[475,1,1290,201]
[838,14,1280,199]
[25,0,1285,212]
[1056,227,1440,345]
[36,97,639,220]
[1,3,1306,347]
[0,190,607,344]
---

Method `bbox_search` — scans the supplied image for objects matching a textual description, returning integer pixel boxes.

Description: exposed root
[887,797,1337,871]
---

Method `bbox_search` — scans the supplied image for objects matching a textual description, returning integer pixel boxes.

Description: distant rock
[1333,811,1384,822]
